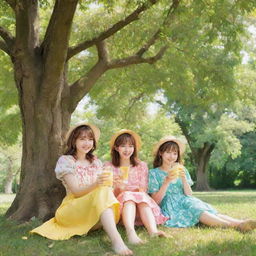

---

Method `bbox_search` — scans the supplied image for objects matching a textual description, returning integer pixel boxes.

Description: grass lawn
[0,191,256,256]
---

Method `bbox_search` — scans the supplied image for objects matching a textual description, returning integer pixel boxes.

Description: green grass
[0,191,256,256]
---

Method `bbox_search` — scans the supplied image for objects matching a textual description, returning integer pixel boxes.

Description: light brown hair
[65,125,96,163]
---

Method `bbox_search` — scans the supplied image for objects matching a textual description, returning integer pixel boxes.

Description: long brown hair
[65,125,96,163]
[153,141,182,168]
[111,133,139,167]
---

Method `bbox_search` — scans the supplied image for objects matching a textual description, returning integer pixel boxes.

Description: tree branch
[40,0,79,98]
[67,0,159,59]
[96,41,109,62]
[123,92,145,122]
[174,114,197,157]
[107,46,167,69]
[0,26,14,48]
[0,40,10,55]
[136,0,180,57]
[69,60,108,112]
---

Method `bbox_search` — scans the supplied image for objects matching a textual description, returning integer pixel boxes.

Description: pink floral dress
[55,155,103,194]
[104,161,168,225]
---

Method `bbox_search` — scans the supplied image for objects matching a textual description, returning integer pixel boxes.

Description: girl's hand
[164,172,177,184]
[114,176,123,185]
[180,169,186,179]
[96,173,110,186]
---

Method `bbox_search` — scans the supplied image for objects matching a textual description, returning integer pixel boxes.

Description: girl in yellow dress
[31,123,133,256]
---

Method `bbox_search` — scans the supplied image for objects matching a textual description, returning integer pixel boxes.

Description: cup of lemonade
[169,163,183,184]
[102,166,113,187]
[120,166,129,184]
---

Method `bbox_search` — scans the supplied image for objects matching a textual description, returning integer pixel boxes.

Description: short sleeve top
[148,166,194,195]
[55,155,103,194]
[104,161,148,192]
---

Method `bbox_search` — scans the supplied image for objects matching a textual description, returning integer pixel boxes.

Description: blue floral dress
[148,167,217,227]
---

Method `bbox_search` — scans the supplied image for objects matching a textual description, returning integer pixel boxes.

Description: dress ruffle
[117,191,168,225]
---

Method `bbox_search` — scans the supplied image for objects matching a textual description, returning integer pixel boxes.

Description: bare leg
[217,214,243,225]
[200,212,256,232]
[122,201,143,244]
[101,208,133,255]
[137,202,166,237]
[199,211,234,228]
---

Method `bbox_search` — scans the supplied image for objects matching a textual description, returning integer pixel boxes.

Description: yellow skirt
[30,186,120,240]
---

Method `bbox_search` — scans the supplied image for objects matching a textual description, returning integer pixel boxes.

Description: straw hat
[110,129,142,151]
[152,136,186,156]
[66,122,100,142]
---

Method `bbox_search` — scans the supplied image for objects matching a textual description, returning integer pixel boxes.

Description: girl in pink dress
[104,129,168,244]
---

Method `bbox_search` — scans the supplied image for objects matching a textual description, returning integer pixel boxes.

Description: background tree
[87,1,256,191]
[0,143,21,194]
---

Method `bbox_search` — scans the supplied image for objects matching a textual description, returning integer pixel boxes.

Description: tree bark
[5,67,69,220]
[194,143,215,191]
[175,115,215,191]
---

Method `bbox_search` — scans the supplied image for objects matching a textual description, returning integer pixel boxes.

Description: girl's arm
[151,175,175,204]
[63,173,109,198]
[180,169,193,196]
[140,161,149,192]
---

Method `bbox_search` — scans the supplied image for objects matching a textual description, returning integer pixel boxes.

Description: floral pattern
[148,167,218,227]
[55,155,103,194]
[104,161,168,225]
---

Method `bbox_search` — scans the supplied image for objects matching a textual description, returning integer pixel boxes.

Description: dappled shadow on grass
[1,214,256,256]
[1,191,256,256]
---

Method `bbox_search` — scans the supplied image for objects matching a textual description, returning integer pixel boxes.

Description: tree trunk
[5,61,69,221]
[5,102,68,221]
[194,143,215,191]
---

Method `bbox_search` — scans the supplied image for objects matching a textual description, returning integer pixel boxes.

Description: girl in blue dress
[148,136,256,232]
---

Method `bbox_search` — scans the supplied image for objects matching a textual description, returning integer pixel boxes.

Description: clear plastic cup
[102,166,113,187]
[120,166,129,184]
[169,164,183,184]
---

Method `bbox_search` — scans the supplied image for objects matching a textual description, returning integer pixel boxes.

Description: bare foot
[237,219,256,233]
[127,230,145,244]
[112,242,133,255]
[150,230,168,238]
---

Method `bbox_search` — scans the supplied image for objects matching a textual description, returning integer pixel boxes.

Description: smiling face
[111,133,138,167]
[75,131,94,156]
[65,125,96,161]
[161,148,178,167]
[115,141,135,160]
[153,141,181,168]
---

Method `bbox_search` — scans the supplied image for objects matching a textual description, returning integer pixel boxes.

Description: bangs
[115,133,136,147]
[159,141,179,153]
[74,126,95,140]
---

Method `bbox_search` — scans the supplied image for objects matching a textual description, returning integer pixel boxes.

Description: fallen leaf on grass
[22,236,28,240]
[48,243,55,248]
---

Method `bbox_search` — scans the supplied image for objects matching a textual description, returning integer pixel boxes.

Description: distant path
[0,194,15,204]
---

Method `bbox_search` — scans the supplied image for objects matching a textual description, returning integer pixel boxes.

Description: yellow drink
[103,167,113,187]
[120,166,129,184]
[169,164,183,183]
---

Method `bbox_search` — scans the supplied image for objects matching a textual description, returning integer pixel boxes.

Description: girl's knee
[137,202,149,209]
[124,200,136,206]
